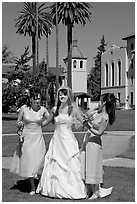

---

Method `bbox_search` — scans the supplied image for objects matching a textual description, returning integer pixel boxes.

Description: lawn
[106,109,135,131]
[2,167,135,202]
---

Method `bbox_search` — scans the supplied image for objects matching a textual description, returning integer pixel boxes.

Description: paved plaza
[2,131,135,170]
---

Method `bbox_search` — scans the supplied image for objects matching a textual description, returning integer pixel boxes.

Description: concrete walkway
[2,131,135,169]
[2,156,135,170]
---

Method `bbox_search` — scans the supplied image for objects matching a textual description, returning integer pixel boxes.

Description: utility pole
[56,2,59,92]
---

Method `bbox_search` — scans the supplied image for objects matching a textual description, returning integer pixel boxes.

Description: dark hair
[54,88,72,117]
[26,87,41,108]
[102,93,116,125]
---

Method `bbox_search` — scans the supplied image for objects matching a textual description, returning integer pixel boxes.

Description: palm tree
[49,2,92,89]
[15,2,53,75]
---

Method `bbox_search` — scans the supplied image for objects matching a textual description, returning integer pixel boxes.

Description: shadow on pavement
[10,178,39,193]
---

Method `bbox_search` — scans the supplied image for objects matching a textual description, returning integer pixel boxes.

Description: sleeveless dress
[36,113,86,199]
[10,105,49,178]
[81,112,109,184]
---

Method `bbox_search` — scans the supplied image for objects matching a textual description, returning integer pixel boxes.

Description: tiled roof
[63,39,87,60]
[122,32,135,40]
[2,63,64,76]
[74,92,91,98]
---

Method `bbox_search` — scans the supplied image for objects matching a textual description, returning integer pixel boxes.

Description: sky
[2,1,135,74]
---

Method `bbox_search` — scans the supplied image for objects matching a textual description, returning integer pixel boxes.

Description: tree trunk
[32,34,36,76]
[67,24,72,89]
[46,34,49,75]
[56,2,59,92]
[36,2,39,67]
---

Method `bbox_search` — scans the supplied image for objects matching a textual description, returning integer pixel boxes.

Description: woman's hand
[16,121,24,128]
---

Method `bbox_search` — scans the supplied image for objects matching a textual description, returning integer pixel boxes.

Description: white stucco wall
[72,58,87,93]
[72,71,87,93]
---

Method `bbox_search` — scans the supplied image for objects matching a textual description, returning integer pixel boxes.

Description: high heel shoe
[30,191,35,195]
[88,190,100,200]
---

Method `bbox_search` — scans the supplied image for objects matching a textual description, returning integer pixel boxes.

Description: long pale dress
[36,111,86,199]
[81,112,113,198]
[81,112,109,184]
[10,105,49,178]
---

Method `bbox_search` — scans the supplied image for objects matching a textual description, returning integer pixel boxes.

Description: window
[131,76,133,86]
[80,60,83,68]
[111,61,115,86]
[131,58,133,69]
[131,43,134,50]
[118,60,121,86]
[131,92,133,105]
[118,93,121,103]
[105,63,108,87]
[73,60,77,68]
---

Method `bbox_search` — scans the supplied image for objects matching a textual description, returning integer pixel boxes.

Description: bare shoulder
[72,102,79,112]
[101,113,109,122]
[51,106,57,113]
[41,106,48,111]
[20,104,26,111]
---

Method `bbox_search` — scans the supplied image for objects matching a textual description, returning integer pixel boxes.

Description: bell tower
[63,32,87,93]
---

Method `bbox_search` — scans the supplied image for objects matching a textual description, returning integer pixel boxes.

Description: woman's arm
[80,131,91,153]
[43,108,50,119]
[42,112,54,127]
[83,117,108,136]
[16,107,24,127]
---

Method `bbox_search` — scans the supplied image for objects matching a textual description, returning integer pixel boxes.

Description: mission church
[2,33,135,110]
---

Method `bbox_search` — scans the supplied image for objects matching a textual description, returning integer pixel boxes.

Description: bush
[2,71,52,113]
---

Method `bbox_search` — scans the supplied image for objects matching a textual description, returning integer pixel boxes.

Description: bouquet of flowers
[83,110,97,128]
[17,121,24,158]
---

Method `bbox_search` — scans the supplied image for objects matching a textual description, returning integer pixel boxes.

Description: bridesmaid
[81,93,116,199]
[10,87,49,195]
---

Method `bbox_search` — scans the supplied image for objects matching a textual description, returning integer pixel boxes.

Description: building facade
[101,33,135,109]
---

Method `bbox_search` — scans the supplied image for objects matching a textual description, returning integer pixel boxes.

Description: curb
[103,157,135,168]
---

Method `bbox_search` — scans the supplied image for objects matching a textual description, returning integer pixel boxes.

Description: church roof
[63,39,87,61]
[72,39,84,58]
[2,63,64,76]
[122,32,135,40]
[72,39,87,59]
[74,92,91,98]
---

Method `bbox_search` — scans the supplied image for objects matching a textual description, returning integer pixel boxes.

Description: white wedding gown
[36,113,86,199]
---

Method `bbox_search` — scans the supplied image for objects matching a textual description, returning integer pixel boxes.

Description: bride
[36,86,86,199]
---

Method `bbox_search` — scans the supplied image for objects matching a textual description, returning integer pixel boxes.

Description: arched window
[73,60,77,68]
[131,76,133,86]
[105,63,108,87]
[111,61,115,86]
[80,60,83,68]
[118,60,121,86]
[131,43,134,50]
